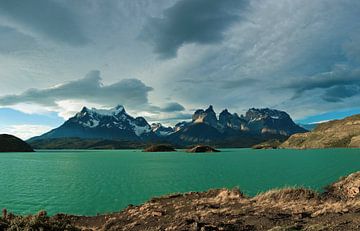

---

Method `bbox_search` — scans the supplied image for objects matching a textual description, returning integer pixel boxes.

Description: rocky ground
[2,172,360,230]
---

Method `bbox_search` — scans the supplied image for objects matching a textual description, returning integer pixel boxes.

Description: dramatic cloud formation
[0,0,87,46]
[0,71,153,108]
[0,0,360,134]
[140,0,249,58]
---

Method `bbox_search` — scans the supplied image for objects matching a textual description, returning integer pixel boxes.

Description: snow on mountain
[151,123,174,136]
[30,105,154,141]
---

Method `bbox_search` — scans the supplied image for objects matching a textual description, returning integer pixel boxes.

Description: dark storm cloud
[160,102,185,112]
[322,85,360,102]
[140,0,249,58]
[0,71,153,107]
[146,102,186,113]
[0,0,88,46]
[284,67,360,101]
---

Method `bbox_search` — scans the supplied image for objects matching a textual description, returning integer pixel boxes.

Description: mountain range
[29,105,307,149]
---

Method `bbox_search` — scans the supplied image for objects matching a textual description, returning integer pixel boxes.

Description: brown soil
[2,172,360,230]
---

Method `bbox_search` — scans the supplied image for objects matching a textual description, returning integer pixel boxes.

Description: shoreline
[1,171,360,230]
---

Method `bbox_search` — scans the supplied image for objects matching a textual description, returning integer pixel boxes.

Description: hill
[0,134,34,152]
[281,114,360,149]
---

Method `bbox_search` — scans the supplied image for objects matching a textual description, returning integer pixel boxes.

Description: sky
[0,0,360,139]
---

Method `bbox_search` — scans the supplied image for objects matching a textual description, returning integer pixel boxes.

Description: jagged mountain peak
[78,105,126,118]
[205,105,215,113]
[151,123,174,136]
[219,109,231,116]
[192,105,218,128]
[245,108,290,121]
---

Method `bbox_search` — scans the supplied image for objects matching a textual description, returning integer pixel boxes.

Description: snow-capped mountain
[30,105,155,141]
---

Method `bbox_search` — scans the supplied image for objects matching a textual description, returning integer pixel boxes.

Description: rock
[143,144,176,152]
[324,171,360,200]
[0,134,34,152]
[186,145,220,153]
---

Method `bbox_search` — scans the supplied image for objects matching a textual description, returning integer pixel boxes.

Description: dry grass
[254,187,319,202]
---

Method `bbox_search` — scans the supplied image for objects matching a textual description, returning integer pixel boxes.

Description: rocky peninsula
[2,171,360,230]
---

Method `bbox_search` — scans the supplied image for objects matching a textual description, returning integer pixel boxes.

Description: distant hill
[281,114,360,149]
[28,105,307,149]
[0,134,34,152]
[298,123,318,131]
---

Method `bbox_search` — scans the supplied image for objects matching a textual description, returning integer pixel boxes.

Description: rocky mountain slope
[0,134,34,152]
[28,105,307,148]
[281,114,360,149]
[2,171,360,230]
[151,123,174,137]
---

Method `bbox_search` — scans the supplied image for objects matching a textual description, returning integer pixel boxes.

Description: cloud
[220,78,258,89]
[0,0,88,46]
[140,0,249,58]
[283,65,360,101]
[322,85,360,102]
[0,124,53,140]
[160,102,185,112]
[0,70,154,109]
[0,25,37,53]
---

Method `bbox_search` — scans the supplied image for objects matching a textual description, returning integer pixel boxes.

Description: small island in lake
[0,134,34,152]
[143,144,176,152]
[252,139,282,149]
[186,145,220,153]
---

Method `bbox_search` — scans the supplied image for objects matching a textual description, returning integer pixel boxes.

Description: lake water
[0,148,359,215]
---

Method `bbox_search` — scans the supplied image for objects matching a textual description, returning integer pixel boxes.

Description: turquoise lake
[0,148,360,215]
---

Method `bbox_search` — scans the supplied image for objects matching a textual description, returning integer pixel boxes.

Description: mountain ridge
[29,105,307,148]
